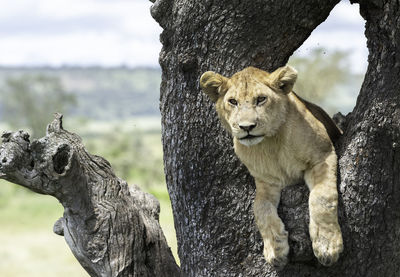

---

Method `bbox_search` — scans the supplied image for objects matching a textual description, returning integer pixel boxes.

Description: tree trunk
[336,0,400,275]
[151,0,400,276]
[0,114,179,277]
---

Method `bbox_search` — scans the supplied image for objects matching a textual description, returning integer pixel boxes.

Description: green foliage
[290,48,349,101]
[64,67,162,119]
[0,180,63,230]
[0,75,76,138]
[0,67,162,121]
[83,127,165,189]
[289,48,364,114]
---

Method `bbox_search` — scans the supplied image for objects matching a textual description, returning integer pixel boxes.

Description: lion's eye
[228,98,238,106]
[256,96,267,105]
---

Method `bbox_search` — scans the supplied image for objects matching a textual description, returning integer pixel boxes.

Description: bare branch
[0,114,180,277]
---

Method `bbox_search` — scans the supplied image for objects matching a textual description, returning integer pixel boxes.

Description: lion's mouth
[239,134,264,140]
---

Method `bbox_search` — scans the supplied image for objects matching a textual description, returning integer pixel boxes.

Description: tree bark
[151,0,400,276]
[336,0,400,275]
[0,114,179,277]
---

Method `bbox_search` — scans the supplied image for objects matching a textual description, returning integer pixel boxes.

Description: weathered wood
[336,1,400,275]
[0,114,180,277]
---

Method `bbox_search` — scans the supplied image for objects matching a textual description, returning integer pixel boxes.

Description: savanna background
[0,0,366,276]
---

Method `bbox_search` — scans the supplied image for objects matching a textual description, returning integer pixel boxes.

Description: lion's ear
[200,71,228,102]
[270,65,298,94]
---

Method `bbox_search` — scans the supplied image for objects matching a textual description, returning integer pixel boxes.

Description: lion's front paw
[310,221,343,266]
[265,252,288,270]
[263,231,289,270]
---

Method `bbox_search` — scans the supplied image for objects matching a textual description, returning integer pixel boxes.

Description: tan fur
[200,66,343,268]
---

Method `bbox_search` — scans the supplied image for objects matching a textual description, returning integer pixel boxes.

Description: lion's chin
[238,136,264,147]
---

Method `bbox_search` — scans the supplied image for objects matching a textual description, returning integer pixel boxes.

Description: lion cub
[200,66,343,268]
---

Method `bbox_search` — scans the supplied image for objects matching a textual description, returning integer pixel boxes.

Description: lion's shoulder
[291,92,343,143]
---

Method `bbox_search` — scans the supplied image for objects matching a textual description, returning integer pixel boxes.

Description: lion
[200,66,343,268]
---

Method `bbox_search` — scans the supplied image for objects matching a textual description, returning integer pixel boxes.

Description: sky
[0,0,367,72]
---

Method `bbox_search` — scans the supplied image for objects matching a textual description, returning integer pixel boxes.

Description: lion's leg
[304,150,343,266]
[254,179,288,269]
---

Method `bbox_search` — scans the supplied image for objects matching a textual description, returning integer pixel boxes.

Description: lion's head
[200,66,298,147]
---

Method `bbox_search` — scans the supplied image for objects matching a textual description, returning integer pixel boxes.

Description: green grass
[0,184,63,231]
[148,185,179,264]
[0,181,87,276]
[0,182,178,276]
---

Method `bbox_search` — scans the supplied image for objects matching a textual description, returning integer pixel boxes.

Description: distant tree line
[0,52,363,138]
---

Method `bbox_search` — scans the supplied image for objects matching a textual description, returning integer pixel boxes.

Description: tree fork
[152,0,400,276]
[0,114,180,277]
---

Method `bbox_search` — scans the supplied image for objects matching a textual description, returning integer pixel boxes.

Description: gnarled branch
[0,114,179,277]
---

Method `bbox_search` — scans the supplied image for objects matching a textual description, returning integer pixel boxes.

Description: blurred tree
[289,48,364,113]
[1,75,76,138]
[97,130,165,188]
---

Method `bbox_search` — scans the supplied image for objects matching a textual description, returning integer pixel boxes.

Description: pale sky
[0,0,367,72]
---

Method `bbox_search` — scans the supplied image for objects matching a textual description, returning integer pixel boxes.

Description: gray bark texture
[0,114,179,277]
[151,0,400,276]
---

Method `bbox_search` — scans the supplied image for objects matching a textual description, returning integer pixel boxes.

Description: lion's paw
[263,231,289,270]
[310,223,343,266]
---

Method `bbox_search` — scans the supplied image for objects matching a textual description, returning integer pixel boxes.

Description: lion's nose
[239,124,256,132]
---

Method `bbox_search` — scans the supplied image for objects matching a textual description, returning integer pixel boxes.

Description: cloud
[0,0,162,67]
[0,32,161,67]
[0,0,367,69]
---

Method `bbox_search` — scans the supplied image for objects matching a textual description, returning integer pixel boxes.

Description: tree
[0,75,76,138]
[1,0,400,276]
[289,48,352,101]
[0,114,179,277]
[152,0,400,275]
[289,48,364,114]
